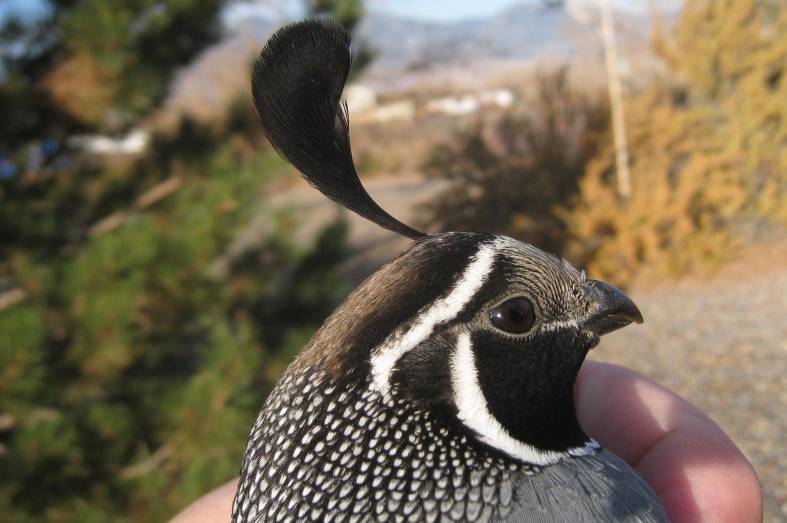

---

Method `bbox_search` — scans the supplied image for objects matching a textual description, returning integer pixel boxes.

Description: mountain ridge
[159,2,662,122]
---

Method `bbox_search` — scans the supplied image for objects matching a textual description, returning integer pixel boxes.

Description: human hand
[576,360,761,522]
[169,361,762,522]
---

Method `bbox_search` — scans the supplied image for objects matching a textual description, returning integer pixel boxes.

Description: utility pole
[598,0,631,199]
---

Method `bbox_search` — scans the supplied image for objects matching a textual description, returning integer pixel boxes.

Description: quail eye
[489,297,536,334]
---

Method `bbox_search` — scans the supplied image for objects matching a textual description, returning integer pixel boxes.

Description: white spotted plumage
[233,366,531,522]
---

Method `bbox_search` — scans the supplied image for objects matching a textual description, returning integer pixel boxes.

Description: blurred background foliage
[1,0,356,521]
[0,0,785,520]
[424,0,786,286]
[566,0,787,284]
[0,0,226,145]
[421,69,610,255]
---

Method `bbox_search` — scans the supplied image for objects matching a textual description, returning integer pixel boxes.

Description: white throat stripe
[450,331,597,466]
[370,242,498,399]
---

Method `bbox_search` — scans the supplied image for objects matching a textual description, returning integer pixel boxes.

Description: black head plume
[252,19,425,240]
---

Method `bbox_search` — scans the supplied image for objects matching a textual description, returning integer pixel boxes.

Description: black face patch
[390,331,457,421]
[469,329,591,452]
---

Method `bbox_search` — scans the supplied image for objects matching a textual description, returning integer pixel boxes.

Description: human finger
[168,478,238,523]
[576,360,762,523]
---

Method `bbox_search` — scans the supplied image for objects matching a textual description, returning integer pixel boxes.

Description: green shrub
[0,144,350,521]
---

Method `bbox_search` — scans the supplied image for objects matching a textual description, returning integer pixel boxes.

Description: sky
[0,0,49,23]
[362,0,680,23]
[0,0,682,28]
[369,0,528,22]
[216,0,543,27]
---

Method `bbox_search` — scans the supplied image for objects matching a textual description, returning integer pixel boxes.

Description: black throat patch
[470,328,591,453]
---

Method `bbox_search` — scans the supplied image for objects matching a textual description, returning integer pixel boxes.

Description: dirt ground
[592,242,787,522]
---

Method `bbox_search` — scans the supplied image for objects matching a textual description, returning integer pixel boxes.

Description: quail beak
[580,279,644,337]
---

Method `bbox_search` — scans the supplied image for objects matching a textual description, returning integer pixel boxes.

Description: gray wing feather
[501,449,670,522]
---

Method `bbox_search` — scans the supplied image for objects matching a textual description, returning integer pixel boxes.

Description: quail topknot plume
[232,18,669,522]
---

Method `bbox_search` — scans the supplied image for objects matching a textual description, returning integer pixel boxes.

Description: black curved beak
[580,279,643,336]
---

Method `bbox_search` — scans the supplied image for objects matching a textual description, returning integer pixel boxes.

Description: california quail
[231,19,669,523]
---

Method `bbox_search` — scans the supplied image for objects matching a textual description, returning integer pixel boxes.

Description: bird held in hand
[232,18,669,523]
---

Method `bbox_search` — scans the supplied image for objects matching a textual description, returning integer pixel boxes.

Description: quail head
[232,19,669,523]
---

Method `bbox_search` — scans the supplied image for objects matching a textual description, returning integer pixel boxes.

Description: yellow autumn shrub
[568,0,786,286]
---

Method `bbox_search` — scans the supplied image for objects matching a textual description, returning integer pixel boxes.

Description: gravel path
[592,265,787,522]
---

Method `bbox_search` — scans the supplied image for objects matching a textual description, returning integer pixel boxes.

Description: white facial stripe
[370,242,498,399]
[539,318,579,333]
[450,331,598,466]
